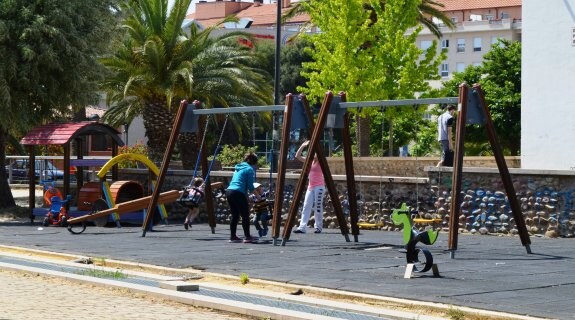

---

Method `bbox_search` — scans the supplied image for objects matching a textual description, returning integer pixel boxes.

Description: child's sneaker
[243,236,258,243]
[258,229,264,237]
[229,236,242,243]
[293,228,306,234]
[262,229,268,237]
[314,228,322,234]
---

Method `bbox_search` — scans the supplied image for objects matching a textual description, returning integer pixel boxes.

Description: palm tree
[283,0,455,39]
[100,0,273,165]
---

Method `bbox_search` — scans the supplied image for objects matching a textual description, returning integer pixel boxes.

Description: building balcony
[418,18,521,36]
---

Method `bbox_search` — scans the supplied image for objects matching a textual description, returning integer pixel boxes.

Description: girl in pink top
[293,140,325,234]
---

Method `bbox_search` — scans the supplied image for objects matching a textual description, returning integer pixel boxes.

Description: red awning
[20,121,124,146]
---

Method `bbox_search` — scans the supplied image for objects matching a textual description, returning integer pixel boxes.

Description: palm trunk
[178,132,198,170]
[0,127,16,208]
[142,101,174,163]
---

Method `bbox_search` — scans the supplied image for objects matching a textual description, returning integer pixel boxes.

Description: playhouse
[19,121,166,226]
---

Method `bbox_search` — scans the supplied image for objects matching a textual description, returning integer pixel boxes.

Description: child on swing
[249,182,270,238]
[184,177,205,230]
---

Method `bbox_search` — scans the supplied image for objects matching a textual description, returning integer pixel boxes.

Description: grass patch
[239,273,249,285]
[447,306,466,320]
[76,267,127,280]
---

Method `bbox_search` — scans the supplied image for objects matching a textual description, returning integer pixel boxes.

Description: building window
[441,63,449,77]
[420,40,433,50]
[485,14,494,21]
[473,62,482,67]
[456,63,465,73]
[491,37,503,48]
[441,39,449,49]
[572,28,575,46]
[501,12,510,19]
[451,17,458,23]
[473,37,482,52]
[470,14,482,21]
[457,39,465,53]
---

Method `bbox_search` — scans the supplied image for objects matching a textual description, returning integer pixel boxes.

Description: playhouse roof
[20,121,124,146]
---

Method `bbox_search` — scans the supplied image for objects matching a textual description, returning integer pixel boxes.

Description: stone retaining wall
[117,156,574,238]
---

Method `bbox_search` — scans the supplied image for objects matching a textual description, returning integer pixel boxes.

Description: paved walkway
[0,212,572,320]
[0,268,247,320]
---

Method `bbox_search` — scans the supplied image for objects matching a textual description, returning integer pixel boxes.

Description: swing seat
[177,187,205,209]
[413,218,442,224]
[357,222,385,229]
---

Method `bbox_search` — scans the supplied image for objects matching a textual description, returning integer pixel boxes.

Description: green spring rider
[391,203,439,273]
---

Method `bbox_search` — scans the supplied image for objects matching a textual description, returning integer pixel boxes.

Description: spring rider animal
[391,203,439,273]
[42,183,73,227]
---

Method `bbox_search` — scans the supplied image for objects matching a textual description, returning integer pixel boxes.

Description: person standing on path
[226,152,258,243]
[293,140,325,234]
[436,105,456,167]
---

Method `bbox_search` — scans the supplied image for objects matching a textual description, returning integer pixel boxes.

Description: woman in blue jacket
[226,152,258,243]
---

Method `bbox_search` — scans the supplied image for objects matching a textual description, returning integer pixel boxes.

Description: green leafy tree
[283,0,456,39]
[300,0,445,156]
[439,64,488,155]
[481,39,522,156]
[440,39,521,155]
[0,0,119,208]
[100,0,272,166]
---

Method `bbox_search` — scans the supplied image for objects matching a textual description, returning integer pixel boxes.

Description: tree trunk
[356,114,371,157]
[142,101,175,163]
[388,120,394,156]
[0,127,16,208]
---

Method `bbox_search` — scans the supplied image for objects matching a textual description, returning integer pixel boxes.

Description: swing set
[123,83,532,258]
[140,101,288,237]
[283,84,531,257]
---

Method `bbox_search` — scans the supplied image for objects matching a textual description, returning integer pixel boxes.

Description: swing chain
[190,114,211,185]
[204,113,230,182]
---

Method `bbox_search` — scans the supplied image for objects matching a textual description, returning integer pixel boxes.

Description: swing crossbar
[339,97,458,109]
[191,105,284,115]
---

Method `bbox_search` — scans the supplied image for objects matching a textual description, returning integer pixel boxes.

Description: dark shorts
[440,140,452,162]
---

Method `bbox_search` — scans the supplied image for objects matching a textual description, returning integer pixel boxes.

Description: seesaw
[67,190,181,234]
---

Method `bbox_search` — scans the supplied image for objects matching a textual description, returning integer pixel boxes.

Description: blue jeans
[253,211,269,236]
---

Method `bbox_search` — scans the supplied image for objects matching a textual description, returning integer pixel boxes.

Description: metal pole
[274,0,281,105]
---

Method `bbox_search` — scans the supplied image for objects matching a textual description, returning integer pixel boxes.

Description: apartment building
[187,0,522,80]
[419,0,522,80]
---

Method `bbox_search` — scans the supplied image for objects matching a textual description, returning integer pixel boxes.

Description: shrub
[118,141,149,168]
[213,145,267,167]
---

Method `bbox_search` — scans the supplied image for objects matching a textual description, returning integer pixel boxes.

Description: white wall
[125,116,147,147]
[522,0,575,170]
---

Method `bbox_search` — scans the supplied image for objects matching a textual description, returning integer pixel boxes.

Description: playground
[15,86,572,250]
[5,85,575,318]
